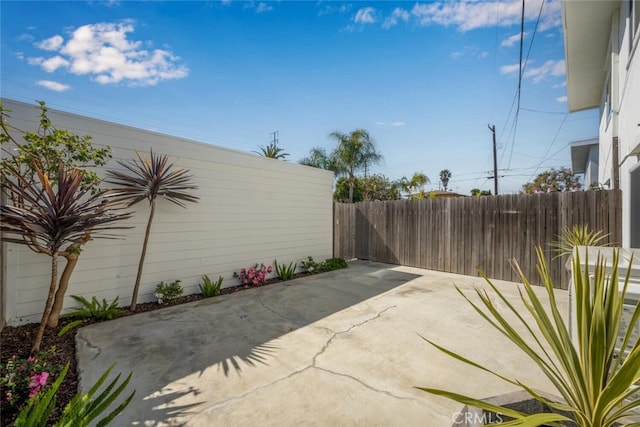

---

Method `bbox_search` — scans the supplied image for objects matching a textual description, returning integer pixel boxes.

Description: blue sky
[1,0,598,194]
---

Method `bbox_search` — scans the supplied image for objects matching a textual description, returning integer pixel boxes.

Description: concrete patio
[76,261,567,426]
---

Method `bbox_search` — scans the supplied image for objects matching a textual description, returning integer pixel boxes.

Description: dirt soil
[1,276,306,426]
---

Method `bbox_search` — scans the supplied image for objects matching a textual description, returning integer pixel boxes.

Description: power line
[528,112,569,179]
[506,0,546,170]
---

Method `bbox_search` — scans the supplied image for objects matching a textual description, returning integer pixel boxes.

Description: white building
[563,0,640,247]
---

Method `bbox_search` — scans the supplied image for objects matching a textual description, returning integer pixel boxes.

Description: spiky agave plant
[105,149,198,311]
[549,224,611,259]
[1,162,132,352]
[418,247,640,426]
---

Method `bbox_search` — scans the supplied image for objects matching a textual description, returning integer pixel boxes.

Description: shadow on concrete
[76,261,420,425]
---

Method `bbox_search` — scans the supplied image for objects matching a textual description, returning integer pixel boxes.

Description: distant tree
[521,167,581,194]
[363,174,400,201]
[255,141,289,160]
[329,129,382,203]
[399,172,430,199]
[439,169,452,191]
[299,146,343,175]
[334,174,400,202]
[106,150,199,311]
[334,177,364,203]
[471,188,492,197]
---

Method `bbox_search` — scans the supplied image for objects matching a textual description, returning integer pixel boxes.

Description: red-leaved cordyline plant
[105,149,198,311]
[0,162,132,352]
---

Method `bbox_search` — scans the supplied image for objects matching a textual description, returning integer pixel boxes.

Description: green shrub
[199,275,223,298]
[322,257,348,271]
[154,280,183,304]
[274,260,296,281]
[15,362,134,427]
[63,296,121,321]
[1,347,58,410]
[301,256,321,274]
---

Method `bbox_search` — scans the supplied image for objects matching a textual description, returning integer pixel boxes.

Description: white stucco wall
[1,99,334,324]
[597,5,640,248]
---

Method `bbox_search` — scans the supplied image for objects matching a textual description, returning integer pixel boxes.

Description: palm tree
[254,141,289,160]
[106,149,199,311]
[399,172,429,198]
[1,162,132,352]
[439,169,452,191]
[299,147,343,176]
[329,129,382,203]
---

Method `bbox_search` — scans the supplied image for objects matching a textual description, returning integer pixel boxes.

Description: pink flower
[267,266,273,273]
[28,372,49,397]
[17,365,26,372]
[27,356,37,364]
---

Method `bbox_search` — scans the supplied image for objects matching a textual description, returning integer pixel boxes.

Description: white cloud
[354,7,377,24]
[17,33,35,42]
[383,8,410,29]
[451,46,489,60]
[500,63,520,75]
[556,95,567,103]
[523,59,565,83]
[28,21,189,86]
[410,0,560,32]
[256,2,273,13]
[501,32,527,47]
[500,59,565,83]
[37,80,71,92]
[318,3,351,16]
[36,35,64,51]
[41,55,70,72]
[375,121,407,127]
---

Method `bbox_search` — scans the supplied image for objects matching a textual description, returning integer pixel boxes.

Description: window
[604,75,613,126]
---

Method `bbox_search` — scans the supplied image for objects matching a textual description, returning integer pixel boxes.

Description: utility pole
[488,124,498,195]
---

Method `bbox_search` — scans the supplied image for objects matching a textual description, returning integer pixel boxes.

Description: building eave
[562,0,620,112]
[570,138,599,174]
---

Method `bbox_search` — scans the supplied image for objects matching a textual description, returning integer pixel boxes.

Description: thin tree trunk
[349,173,354,204]
[130,200,156,311]
[46,252,79,328]
[33,254,58,353]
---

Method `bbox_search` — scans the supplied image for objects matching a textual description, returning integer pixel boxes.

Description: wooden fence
[334,190,622,289]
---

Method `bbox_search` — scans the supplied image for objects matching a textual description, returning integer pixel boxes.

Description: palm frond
[105,149,199,207]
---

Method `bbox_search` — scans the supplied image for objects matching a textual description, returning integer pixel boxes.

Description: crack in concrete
[75,335,101,361]
[313,366,423,404]
[312,305,396,366]
[201,365,314,413]
[196,305,401,416]
[257,298,299,325]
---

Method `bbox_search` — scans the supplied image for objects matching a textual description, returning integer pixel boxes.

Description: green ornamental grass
[419,247,640,426]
